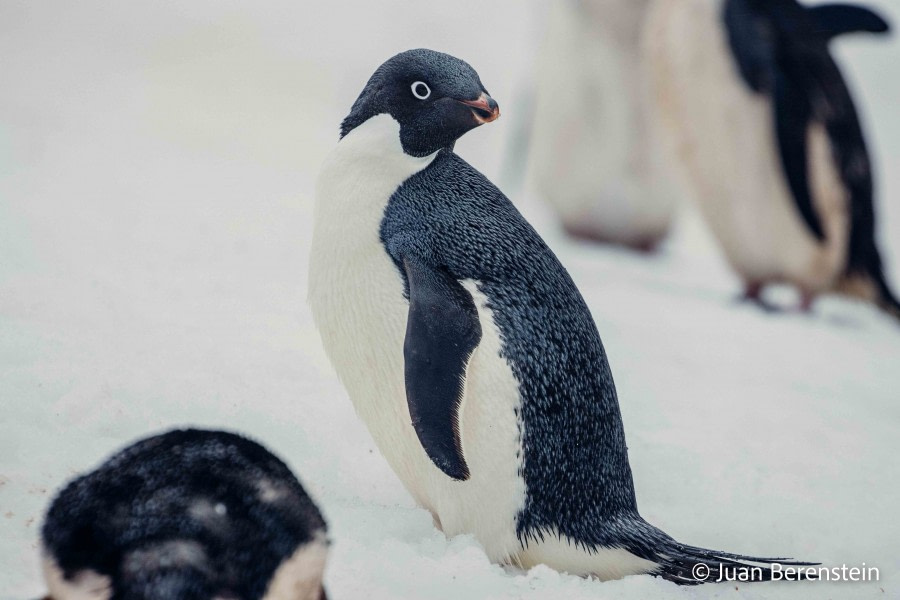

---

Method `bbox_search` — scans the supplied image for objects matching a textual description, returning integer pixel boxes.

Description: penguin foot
[738,284,780,313]
[742,282,763,302]
[561,222,660,253]
[631,238,661,254]
[798,291,816,313]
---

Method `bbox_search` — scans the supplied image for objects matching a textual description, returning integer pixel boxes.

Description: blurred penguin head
[40,429,329,600]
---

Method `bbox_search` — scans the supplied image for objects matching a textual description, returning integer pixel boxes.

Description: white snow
[1,1,898,599]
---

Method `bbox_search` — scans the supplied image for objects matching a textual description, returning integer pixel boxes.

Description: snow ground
[1,1,899,598]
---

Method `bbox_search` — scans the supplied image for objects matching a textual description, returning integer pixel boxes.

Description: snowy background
[1,1,899,598]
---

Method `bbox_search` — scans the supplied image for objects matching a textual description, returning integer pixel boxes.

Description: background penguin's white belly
[531,0,675,246]
[645,0,849,291]
[309,115,526,562]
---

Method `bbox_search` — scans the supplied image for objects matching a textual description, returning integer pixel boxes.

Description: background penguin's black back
[42,429,327,600]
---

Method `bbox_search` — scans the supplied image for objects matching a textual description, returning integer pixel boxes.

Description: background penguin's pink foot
[798,290,816,313]
[562,222,661,253]
[738,282,780,313]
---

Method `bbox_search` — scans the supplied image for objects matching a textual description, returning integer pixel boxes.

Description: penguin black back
[382,150,639,543]
[382,144,816,583]
[724,0,900,316]
[41,429,328,600]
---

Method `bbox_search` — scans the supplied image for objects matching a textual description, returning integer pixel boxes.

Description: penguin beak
[456,93,500,124]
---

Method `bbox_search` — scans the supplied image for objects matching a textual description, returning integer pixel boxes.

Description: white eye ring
[411,81,431,100]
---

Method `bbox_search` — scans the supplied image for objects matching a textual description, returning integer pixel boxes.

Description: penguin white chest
[308,115,526,562]
[309,115,435,487]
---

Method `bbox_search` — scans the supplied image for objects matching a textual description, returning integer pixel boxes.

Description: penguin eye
[410,81,431,100]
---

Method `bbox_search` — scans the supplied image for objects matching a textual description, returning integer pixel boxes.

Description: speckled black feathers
[382,151,638,544]
[381,149,814,582]
[724,0,899,315]
[42,429,327,600]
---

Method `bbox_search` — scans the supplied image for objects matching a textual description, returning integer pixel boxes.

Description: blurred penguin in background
[645,0,898,317]
[41,429,329,600]
[529,0,678,251]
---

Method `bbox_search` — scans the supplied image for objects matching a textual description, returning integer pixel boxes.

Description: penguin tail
[619,518,818,585]
[868,266,900,321]
[649,538,819,585]
[834,254,900,323]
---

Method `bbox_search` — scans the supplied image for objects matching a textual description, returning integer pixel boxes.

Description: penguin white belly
[309,115,526,562]
[531,0,674,246]
[261,533,329,600]
[42,552,111,600]
[645,0,848,291]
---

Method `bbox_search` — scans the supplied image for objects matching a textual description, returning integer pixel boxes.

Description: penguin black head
[40,429,329,600]
[340,48,500,157]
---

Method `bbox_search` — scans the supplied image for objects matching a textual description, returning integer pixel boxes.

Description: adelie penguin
[644,0,899,317]
[40,429,329,600]
[530,0,678,250]
[309,48,813,583]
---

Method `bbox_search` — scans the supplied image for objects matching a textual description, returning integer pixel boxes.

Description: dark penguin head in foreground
[41,429,328,600]
[340,48,500,156]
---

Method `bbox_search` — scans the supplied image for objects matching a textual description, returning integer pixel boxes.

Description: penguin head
[340,48,500,157]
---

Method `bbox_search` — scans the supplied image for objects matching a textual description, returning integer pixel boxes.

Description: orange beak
[456,93,500,124]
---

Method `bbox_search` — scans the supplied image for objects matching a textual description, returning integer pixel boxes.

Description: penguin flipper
[403,258,481,481]
[723,0,774,93]
[808,4,890,38]
[773,69,826,241]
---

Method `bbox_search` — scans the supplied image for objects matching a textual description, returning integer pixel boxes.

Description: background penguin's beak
[456,93,500,124]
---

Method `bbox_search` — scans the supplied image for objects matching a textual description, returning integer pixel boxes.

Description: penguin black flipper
[808,4,890,38]
[724,0,825,240]
[773,67,825,241]
[403,257,481,481]
[723,0,774,93]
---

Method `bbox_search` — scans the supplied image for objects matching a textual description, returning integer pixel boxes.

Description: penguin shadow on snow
[38,429,329,600]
